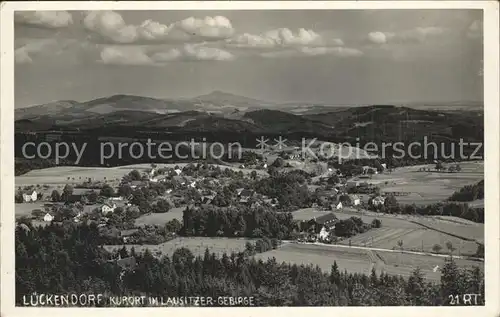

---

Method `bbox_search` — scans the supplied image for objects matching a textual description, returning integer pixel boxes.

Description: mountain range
[15,91,483,141]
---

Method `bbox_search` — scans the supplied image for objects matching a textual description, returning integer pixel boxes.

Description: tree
[15,192,24,203]
[51,190,61,202]
[371,219,382,228]
[272,157,285,168]
[100,184,115,197]
[128,170,142,181]
[397,240,404,252]
[435,162,444,171]
[62,184,74,202]
[250,170,257,180]
[445,241,456,255]
[252,228,264,238]
[455,164,462,172]
[87,191,98,204]
[165,219,182,233]
[432,244,442,254]
[440,257,461,301]
[153,199,171,213]
[384,195,398,209]
[118,184,133,198]
[475,244,484,258]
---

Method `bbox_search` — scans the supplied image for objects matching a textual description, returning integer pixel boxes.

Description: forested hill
[16,223,485,307]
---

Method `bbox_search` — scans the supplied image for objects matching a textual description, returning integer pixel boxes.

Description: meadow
[291,208,484,256]
[103,237,253,258]
[134,207,185,226]
[353,161,484,205]
[255,242,483,282]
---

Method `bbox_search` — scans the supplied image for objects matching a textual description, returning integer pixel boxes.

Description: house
[239,189,254,203]
[120,228,139,243]
[201,194,215,205]
[22,190,38,203]
[335,202,343,210]
[371,196,386,207]
[101,202,117,215]
[43,212,54,222]
[346,181,359,188]
[149,168,157,177]
[67,188,94,204]
[318,227,330,240]
[174,169,182,176]
[129,180,145,189]
[67,194,89,204]
[308,213,338,234]
[362,166,378,175]
[116,256,137,271]
[236,188,245,196]
[349,194,361,206]
[165,189,173,194]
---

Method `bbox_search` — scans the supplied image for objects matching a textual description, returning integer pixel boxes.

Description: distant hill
[15,93,483,144]
[190,90,275,110]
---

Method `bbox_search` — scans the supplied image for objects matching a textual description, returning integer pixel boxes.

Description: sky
[14,9,483,108]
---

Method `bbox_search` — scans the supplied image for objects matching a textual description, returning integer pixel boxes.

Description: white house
[349,194,361,206]
[149,168,156,176]
[22,190,38,203]
[174,169,182,176]
[43,213,54,222]
[101,202,117,215]
[150,177,159,183]
[166,189,173,194]
[371,196,386,207]
[189,181,196,188]
[336,202,343,210]
[318,227,330,240]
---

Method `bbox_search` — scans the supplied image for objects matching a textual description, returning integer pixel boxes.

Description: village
[15,149,485,280]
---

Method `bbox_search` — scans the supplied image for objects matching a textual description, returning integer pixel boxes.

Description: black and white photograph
[1,1,499,315]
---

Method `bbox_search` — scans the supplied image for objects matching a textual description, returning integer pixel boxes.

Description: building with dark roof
[308,213,338,233]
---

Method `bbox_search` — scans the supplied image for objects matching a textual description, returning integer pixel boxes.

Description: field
[16,162,267,189]
[292,208,331,221]
[134,207,185,226]
[292,208,484,256]
[15,202,46,218]
[255,243,483,282]
[335,210,482,255]
[351,161,483,205]
[103,237,252,257]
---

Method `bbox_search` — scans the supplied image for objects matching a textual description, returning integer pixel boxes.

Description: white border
[1,2,499,317]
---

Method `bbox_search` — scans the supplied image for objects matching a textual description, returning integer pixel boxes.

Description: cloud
[84,11,234,44]
[15,49,33,64]
[100,46,154,65]
[368,31,392,45]
[300,47,363,57]
[467,20,482,39]
[368,27,447,44]
[100,44,234,65]
[260,46,362,58]
[182,44,235,61]
[15,11,73,28]
[15,38,59,64]
[228,28,342,48]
